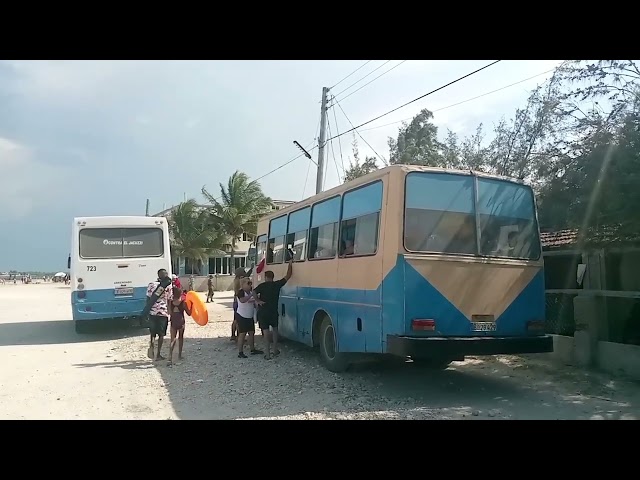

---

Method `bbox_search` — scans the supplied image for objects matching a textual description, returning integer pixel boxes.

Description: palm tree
[201,171,273,271]
[167,199,226,275]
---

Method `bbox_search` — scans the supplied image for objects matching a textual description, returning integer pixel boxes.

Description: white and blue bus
[69,216,172,333]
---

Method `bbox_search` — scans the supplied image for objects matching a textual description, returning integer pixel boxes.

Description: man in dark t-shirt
[254,260,292,360]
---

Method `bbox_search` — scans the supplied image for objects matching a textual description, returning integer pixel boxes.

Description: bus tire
[75,320,90,334]
[318,316,350,373]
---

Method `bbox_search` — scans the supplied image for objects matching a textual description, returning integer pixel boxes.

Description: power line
[330,60,372,89]
[334,60,407,104]
[301,156,312,200]
[332,61,391,98]
[326,60,502,142]
[334,97,388,166]
[302,116,323,198]
[204,139,317,205]
[326,113,343,183]
[331,98,345,174]
[359,68,556,133]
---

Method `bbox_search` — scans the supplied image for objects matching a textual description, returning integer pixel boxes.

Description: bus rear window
[404,172,540,260]
[477,179,540,260]
[79,228,164,259]
[404,172,477,255]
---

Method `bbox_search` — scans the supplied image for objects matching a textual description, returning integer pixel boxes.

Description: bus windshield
[404,172,540,260]
[79,227,164,259]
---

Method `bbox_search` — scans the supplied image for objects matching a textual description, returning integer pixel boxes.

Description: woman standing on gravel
[235,277,263,358]
[231,266,254,341]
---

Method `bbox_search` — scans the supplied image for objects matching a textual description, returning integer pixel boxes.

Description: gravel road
[1,282,640,420]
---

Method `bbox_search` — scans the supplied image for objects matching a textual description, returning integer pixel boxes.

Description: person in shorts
[254,260,292,360]
[146,268,173,361]
[235,277,263,358]
[168,288,191,365]
[231,266,253,340]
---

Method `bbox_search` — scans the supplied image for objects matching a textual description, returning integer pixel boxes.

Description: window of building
[404,172,477,255]
[339,181,382,257]
[286,207,310,262]
[268,215,288,264]
[309,196,340,260]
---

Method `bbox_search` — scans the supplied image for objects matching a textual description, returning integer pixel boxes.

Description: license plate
[471,322,497,332]
[115,287,134,295]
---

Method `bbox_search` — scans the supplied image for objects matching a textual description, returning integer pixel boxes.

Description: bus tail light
[527,320,545,332]
[78,291,86,299]
[412,319,436,331]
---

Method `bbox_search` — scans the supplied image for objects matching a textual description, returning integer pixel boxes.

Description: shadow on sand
[0,319,147,346]
[74,331,640,420]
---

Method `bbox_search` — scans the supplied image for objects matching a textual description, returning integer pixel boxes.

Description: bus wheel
[319,316,350,373]
[75,320,90,334]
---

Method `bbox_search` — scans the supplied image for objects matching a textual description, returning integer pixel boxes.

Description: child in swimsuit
[168,288,192,365]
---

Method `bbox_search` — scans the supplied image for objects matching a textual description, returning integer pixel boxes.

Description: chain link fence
[545,292,577,336]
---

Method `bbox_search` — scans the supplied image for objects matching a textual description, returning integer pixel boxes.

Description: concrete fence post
[573,295,607,367]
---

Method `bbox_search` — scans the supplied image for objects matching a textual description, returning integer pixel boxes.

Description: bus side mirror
[67,255,71,269]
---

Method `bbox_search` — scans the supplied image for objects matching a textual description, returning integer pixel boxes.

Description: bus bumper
[386,334,554,359]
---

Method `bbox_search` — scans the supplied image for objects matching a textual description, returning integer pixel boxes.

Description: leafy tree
[167,199,225,275]
[201,171,273,270]
[388,109,442,166]
[343,136,379,183]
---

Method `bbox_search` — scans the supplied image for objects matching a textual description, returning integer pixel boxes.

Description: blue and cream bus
[253,165,552,372]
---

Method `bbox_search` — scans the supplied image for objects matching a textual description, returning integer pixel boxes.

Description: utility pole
[315,86,329,194]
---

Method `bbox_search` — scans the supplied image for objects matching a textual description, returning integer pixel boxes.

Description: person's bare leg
[237,332,246,356]
[231,319,237,340]
[264,329,272,359]
[168,328,177,365]
[148,334,155,359]
[248,331,255,350]
[156,324,165,360]
[273,327,280,355]
[178,327,185,360]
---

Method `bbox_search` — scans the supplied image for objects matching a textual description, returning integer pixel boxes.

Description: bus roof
[259,164,529,223]
[73,216,165,226]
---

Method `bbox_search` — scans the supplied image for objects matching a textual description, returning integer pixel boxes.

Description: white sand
[1,282,639,420]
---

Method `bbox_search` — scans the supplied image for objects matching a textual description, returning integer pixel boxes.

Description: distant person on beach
[168,287,191,365]
[206,274,214,303]
[235,277,263,358]
[145,268,173,361]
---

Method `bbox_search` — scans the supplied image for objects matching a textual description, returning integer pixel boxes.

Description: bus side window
[309,196,340,260]
[340,181,383,257]
[286,207,311,262]
[268,215,288,265]
[256,234,267,264]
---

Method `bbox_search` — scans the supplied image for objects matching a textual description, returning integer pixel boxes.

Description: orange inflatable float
[185,291,208,326]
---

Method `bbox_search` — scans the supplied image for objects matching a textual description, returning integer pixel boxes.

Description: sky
[0,59,562,272]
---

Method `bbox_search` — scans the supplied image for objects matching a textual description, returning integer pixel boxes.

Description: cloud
[0,136,71,219]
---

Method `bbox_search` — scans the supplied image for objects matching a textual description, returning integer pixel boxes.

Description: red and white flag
[256,255,266,274]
